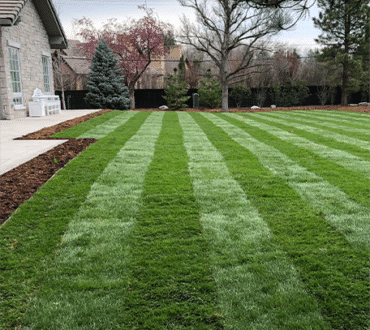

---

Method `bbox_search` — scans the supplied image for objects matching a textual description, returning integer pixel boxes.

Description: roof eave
[33,0,68,49]
[0,18,12,26]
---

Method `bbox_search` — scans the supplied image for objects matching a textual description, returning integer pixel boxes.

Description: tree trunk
[220,53,229,112]
[341,59,348,105]
[221,81,229,112]
[129,87,135,109]
[60,76,67,110]
[342,3,350,106]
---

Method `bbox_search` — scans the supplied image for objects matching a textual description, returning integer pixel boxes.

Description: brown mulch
[0,109,114,226]
[1,105,369,226]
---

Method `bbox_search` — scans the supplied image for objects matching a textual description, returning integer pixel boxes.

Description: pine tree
[85,39,131,110]
[178,54,186,83]
[162,69,190,110]
[313,0,368,105]
[198,69,222,108]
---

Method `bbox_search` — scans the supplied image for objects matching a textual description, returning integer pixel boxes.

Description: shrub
[295,79,310,105]
[317,85,330,105]
[162,71,190,110]
[198,69,222,108]
[270,85,283,106]
[230,83,252,108]
[255,88,267,107]
[270,80,309,107]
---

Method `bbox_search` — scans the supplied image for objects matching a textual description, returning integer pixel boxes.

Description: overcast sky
[53,0,326,56]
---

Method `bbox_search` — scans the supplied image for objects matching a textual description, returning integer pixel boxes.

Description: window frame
[42,54,51,95]
[8,46,23,107]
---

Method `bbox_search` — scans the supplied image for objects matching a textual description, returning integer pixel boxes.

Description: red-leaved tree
[74,12,171,109]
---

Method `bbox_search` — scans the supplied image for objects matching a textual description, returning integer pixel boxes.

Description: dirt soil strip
[0,106,369,226]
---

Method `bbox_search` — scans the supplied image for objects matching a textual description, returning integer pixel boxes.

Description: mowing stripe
[258,111,370,142]
[231,113,370,187]
[264,111,370,142]
[292,111,370,128]
[20,112,165,329]
[293,110,370,122]
[201,113,370,254]
[121,112,224,329]
[178,112,328,329]
[246,112,370,159]
[77,110,138,138]
[51,110,124,138]
[192,112,370,330]
[281,111,370,134]
[226,113,370,207]
[0,111,152,329]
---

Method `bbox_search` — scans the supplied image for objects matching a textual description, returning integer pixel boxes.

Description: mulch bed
[1,105,369,226]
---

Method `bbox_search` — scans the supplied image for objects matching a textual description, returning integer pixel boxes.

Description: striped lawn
[250,112,370,153]
[208,113,370,253]
[275,111,370,139]
[291,110,370,127]
[228,113,370,207]
[0,110,369,329]
[0,111,151,328]
[20,112,165,328]
[178,112,328,329]
[191,112,369,330]
[120,112,223,329]
[238,113,370,179]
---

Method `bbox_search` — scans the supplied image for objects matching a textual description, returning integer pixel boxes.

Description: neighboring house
[54,39,187,90]
[52,39,90,91]
[0,0,68,120]
[165,45,184,77]
[137,44,186,89]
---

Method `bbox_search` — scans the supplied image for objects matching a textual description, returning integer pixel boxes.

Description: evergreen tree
[313,0,368,105]
[85,39,131,110]
[198,69,222,108]
[162,69,190,110]
[178,54,186,83]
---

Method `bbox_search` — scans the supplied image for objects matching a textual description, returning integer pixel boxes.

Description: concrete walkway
[0,109,102,176]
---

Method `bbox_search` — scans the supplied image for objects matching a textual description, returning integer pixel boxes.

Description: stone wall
[0,0,54,119]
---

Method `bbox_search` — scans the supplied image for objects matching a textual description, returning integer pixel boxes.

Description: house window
[8,47,23,106]
[42,56,51,94]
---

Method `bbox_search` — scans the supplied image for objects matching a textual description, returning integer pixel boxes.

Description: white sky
[53,0,326,56]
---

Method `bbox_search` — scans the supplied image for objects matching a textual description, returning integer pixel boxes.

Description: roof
[0,0,26,25]
[63,56,91,75]
[62,39,85,56]
[0,0,68,49]
[56,40,91,75]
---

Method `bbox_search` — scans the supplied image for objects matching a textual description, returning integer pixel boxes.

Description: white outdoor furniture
[29,88,61,117]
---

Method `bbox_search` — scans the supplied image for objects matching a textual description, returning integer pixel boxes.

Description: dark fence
[55,90,90,110]
[56,86,369,110]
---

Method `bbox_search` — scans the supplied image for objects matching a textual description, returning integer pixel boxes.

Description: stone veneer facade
[0,0,54,119]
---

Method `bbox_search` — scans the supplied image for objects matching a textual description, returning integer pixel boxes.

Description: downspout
[0,27,8,120]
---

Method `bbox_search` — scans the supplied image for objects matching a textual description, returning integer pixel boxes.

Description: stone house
[0,0,68,120]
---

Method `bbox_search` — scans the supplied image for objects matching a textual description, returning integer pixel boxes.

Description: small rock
[349,104,358,106]
[251,106,260,109]
[271,105,276,108]
[159,105,169,109]
[358,102,369,106]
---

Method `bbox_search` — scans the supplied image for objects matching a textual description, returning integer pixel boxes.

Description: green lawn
[1,110,369,329]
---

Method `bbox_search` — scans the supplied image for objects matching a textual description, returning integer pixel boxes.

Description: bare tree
[177,0,311,112]
[52,50,78,110]
[182,46,206,88]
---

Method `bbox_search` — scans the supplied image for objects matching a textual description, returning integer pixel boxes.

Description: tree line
[69,0,369,111]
